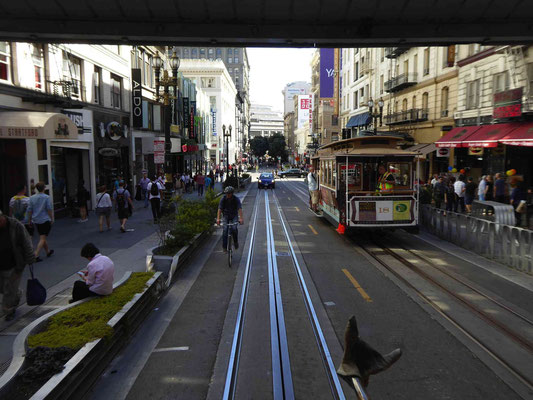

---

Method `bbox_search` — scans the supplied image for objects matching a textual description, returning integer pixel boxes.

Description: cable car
[312,135,420,232]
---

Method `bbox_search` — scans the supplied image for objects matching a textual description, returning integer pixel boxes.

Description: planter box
[0,271,164,400]
[146,229,210,287]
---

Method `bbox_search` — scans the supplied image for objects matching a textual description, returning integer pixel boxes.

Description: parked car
[278,168,305,178]
[258,172,275,189]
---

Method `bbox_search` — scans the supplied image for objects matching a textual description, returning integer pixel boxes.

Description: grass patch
[28,272,154,350]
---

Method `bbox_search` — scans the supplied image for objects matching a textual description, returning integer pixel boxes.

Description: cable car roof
[317,136,418,157]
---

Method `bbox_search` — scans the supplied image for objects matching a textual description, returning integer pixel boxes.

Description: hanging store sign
[468,147,484,156]
[106,121,123,140]
[320,48,335,98]
[211,108,217,136]
[189,101,196,139]
[98,147,119,157]
[493,87,523,119]
[436,148,450,157]
[131,68,143,128]
[154,139,165,164]
[183,97,190,129]
[297,94,312,129]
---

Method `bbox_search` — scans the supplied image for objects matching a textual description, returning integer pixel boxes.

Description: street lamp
[153,50,180,208]
[222,124,232,180]
[368,98,384,135]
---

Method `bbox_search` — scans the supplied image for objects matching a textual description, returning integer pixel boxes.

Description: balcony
[384,73,418,92]
[384,108,429,125]
[360,60,372,75]
[384,47,410,58]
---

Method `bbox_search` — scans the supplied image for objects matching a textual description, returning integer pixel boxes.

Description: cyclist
[217,186,244,253]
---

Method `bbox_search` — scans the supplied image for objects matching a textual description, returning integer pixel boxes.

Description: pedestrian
[114,175,122,192]
[205,174,212,193]
[464,176,477,213]
[454,175,466,213]
[139,171,151,208]
[433,176,446,210]
[0,210,35,321]
[209,171,215,189]
[485,175,494,201]
[430,174,439,187]
[147,177,164,223]
[95,185,112,232]
[27,182,54,262]
[113,181,133,233]
[196,172,205,196]
[70,243,114,303]
[494,173,507,203]
[77,179,89,223]
[510,177,527,227]
[175,173,183,195]
[445,176,456,213]
[9,184,34,236]
[478,175,487,201]
[307,166,319,212]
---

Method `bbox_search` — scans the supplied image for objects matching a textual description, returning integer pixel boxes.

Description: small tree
[268,133,288,162]
[250,136,269,157]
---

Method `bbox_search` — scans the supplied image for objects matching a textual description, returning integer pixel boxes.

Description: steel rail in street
[272,190,347,400]
[222,191,260,400]
[356,240,533,393]
[265,190,295,400]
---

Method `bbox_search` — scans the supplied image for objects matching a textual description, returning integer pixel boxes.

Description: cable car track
[222,189,347,400]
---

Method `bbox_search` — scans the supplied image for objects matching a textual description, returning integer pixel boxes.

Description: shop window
[38,165,49,185]
[110,74,122,109]
[0,41,11,82]
[388,162,411,188]
[37,139,47,161]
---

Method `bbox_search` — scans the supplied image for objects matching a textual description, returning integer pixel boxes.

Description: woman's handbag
[516,200,527,214]
[26,265,47,305]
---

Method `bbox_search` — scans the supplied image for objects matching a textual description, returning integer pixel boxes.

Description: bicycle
[224,222,239,268]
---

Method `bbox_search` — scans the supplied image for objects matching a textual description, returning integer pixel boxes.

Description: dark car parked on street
[278,168,306,178]
[258,172,275,189]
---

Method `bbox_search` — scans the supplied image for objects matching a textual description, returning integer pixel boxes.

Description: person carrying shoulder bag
[95,185,113,232]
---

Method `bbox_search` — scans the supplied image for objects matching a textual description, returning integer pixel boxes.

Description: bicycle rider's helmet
[224,186,235,194]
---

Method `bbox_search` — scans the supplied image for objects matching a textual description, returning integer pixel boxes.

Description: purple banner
[320,48,334,98]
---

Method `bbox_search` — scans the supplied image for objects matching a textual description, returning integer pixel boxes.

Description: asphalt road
[89,176,531,400]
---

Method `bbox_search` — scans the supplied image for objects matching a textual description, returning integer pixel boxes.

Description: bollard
[337,316,402,399]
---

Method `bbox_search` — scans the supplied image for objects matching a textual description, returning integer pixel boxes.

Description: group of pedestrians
[431,173,529,226]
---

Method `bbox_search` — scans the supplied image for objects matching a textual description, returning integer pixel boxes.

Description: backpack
[116,190,126,209]
[12,197,27,221]
[150,181,159,196]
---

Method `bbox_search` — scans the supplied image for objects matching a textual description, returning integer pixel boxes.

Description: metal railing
[384,108,428,125]
[420,205,533,274]
[384,73,418,92]
[384,47,410,58]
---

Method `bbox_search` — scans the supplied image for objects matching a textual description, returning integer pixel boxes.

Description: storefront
[0,112,79,214]
[93,110,131,190]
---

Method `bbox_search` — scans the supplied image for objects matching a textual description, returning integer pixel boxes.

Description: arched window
[422,92,429,110]
[441,86,449,116]
[412,95,417,109]
[402,98,408,111]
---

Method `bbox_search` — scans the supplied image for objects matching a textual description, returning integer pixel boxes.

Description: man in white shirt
[453,175,466,213]
[147,178,164,223]
[70,243,114,303]
[307,166,319,212]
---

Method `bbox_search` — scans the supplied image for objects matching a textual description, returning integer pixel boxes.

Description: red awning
[462,123,517,147]
[435,126,481,148]
[499,122,533,146]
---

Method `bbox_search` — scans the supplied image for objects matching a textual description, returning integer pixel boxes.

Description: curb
[0,271,163,400]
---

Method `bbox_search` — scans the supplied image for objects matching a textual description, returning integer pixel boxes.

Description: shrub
[28,272,154,349]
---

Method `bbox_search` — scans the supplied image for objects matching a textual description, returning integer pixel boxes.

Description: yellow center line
[295,206,300,212]
[342,269,373,302]
[308,224,318,235]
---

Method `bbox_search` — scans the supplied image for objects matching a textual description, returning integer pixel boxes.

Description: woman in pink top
[70,243,114,303]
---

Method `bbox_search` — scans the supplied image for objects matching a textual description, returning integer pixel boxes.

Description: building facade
[249,104,284,138]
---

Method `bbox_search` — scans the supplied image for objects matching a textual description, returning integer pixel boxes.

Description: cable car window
[387,162,412,188]
[339,163,362,190]
[332,161,337,187]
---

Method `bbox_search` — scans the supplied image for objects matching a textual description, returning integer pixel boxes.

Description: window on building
[466,79,480,109]
[441,86,449,116]
[192,48,198,59]
[404,59,409,74]
[493,71,510,94]
[216,48,222,59]
[422,92,429,110]
[402,98,408,111]
[380,74,384,94]
[93,66,102,104]
[62,51,82,99]
[31,44,44,90]
[0,42,10,82]
[413,54,418,75]
[353,92,358,109]
[200,48,206,58]
[208,48,214,59]
[201,77,215,88]
[354,62,359,81]
[144,53,152,86]
[467,44,481,57]
[184,48,190,58]
[423,48,430,76]
[411,95,416,109]
[359,88,364,103]
[234,48,239,63]
[110,74,122,109]
[380,48,384,62]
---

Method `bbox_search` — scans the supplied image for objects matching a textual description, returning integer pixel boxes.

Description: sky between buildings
[247,47,315,113]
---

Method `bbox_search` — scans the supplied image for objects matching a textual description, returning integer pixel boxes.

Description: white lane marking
[153,346,190,353]
[323,302,336,307]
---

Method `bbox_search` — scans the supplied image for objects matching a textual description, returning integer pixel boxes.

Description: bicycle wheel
[228,234,233,268]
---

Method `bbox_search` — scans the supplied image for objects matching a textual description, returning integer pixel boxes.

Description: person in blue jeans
[216,186,244,252]
[139,171,151,208]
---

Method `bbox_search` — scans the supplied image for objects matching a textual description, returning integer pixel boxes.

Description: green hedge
[28,272,154,350]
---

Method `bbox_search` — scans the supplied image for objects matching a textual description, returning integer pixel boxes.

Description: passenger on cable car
[376,164,395,193]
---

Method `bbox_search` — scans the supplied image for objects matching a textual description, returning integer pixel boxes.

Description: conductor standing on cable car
[377,164,395,193]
